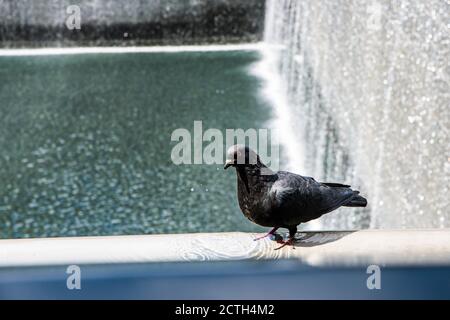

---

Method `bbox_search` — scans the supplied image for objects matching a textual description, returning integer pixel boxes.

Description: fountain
[263,0,449,229]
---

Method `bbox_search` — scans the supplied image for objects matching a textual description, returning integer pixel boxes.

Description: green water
[0,51,272,239]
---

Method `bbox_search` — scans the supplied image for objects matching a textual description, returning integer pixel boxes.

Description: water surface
[0,50,271,238]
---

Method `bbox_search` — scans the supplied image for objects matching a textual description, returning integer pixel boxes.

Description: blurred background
[0,0,448,239]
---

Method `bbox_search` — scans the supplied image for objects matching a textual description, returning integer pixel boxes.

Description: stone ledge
[1,229,450,267]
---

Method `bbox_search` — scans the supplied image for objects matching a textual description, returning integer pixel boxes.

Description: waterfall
[263,0,449,229]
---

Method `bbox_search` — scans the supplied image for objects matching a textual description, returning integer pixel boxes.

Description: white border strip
[0,43,263,56]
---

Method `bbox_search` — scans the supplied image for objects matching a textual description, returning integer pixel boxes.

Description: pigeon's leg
[253,227,279,241]
[274,226,297,250]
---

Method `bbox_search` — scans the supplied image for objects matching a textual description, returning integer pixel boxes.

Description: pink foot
[253,227,279,241]
[253,234,270,241]
[274,237,296,250]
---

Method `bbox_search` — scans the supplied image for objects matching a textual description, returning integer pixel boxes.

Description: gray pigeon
[224,145,367,249]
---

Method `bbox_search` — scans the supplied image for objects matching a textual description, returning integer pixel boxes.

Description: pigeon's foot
[274,237,296,250]
[274,226,297,250]
[254,233,281,242]
[253,234,270,241]
[253,227,279,241]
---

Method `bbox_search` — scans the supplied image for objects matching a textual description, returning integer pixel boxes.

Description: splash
[250,44,306,175]
[263,0,450,229]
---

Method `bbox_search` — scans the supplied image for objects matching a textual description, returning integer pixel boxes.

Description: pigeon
[224,145,367,249]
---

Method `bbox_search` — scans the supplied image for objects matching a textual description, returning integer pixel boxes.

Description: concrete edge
[1,229,450,268]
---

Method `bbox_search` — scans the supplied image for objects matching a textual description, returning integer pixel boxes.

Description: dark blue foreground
[1,260,449,299]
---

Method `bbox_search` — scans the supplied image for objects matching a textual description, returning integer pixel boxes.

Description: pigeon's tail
[343,192,368,207]
[321,182,367,208]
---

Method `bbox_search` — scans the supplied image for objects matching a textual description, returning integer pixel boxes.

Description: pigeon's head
[224,145,260,170]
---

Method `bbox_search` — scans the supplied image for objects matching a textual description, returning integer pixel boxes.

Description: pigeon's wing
[307,179,356,214]
[321,182,351,188]
[269,175,309,225]
[270,172,356,223]
[270,177,306,209]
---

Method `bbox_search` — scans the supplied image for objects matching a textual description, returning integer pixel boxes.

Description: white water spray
[250,45,306,175]
[262,0,450,229]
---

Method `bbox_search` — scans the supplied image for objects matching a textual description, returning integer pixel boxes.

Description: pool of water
[0,49,272,238]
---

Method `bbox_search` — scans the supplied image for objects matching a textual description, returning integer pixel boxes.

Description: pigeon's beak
[224,159,235,170]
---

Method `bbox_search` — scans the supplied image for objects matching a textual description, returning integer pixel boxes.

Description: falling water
[263,0,449,229]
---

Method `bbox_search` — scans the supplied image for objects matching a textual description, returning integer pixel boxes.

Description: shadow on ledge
[272,231,356,248]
